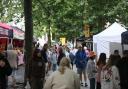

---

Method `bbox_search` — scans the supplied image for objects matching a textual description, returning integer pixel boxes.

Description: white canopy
[93,22,127,58]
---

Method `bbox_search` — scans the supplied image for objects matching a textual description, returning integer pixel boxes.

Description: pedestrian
[0,52,12,89]
[87,51,97,89]
[27,47,45,89]
[75,45,88,87]
[64,46,70,58]
[101,54,121,89]
[6,44,18,87]
[6,44,18,69]
[41,43,49,74]
[17,49,24,66]
[69,49,75,69]
[47,48,52,71]
[41,43,48,63]
[57,47,65,66]
[113,50,120,55]
[44,57,80,89]
[96,53,106,89]
[117,50,128,89]
[113,50,121,58]
[51,49,58,71]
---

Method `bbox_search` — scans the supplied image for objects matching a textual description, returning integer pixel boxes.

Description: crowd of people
[0,42,128,89]
[0,44,24,89]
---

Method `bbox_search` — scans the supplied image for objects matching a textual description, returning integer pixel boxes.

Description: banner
[60,37,66,45]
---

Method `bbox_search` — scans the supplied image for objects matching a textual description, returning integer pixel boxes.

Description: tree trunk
[24,0,33,86]
[48,20,51,46]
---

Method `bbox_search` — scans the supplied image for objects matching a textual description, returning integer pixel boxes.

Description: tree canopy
[0,0,128,40]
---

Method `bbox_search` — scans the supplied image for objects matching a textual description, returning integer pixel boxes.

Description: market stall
[0,22,13,52]
[93,22,127,57]
[11,26,24,48]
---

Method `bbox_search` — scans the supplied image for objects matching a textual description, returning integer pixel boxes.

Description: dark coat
[0,54,12,89]
[117,57,128,89]
[57,52,65,66]
[28,49,45,78]
[41,49,48,63]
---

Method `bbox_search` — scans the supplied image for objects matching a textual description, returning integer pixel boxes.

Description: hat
[89,51,96,57]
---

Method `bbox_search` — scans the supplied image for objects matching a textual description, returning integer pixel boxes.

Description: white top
[51,53,58,64]
[44,67,80,89]
[101,66,120,89]
[7,50,17,68]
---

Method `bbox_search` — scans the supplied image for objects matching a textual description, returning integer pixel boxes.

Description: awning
[0,22,13,38]
[0,22,11,29]
[11,26,24,40]
[0,22,24,39]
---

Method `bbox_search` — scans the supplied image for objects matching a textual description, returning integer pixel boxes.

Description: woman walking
[44,57,80,89]
[96,53,106,89]
[101,54,121,89]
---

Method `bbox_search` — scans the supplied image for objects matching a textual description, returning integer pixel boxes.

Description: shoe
[81,82,83,86]
[85,83,88,87]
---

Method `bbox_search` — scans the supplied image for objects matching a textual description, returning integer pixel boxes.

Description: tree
[24,0,33,85]
[1,0,128,40]
[0,0,24,22]
[85,0,128,34]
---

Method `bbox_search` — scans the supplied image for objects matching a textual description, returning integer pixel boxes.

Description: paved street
[8,66,89,89]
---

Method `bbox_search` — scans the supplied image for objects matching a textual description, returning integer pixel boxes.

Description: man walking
[75,45,88,87]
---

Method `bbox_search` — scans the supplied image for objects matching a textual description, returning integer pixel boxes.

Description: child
[87,51,97,89]
[0,53,12,89]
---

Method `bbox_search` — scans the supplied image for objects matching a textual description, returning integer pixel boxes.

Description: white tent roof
[93,22,127,43]
[94,22,127,37]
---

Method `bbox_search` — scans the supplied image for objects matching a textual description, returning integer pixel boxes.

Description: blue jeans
[89,78,95,89]
[52,64,57,71]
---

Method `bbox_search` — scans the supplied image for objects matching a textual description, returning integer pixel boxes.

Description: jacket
[0,55,12,89]
[28,49,45,78]
[44,67,80,89]
[75,50,87,69]
[6,50,17,69]
[117,57,128,89]
[57,52,65,65]
[87,59,96,79]
[101,66,120,89]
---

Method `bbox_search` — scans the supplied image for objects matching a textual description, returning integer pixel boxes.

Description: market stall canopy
[0,22,11,29]
[93,22,127,57]
[0,22,13,38]
[11,26,24,40]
